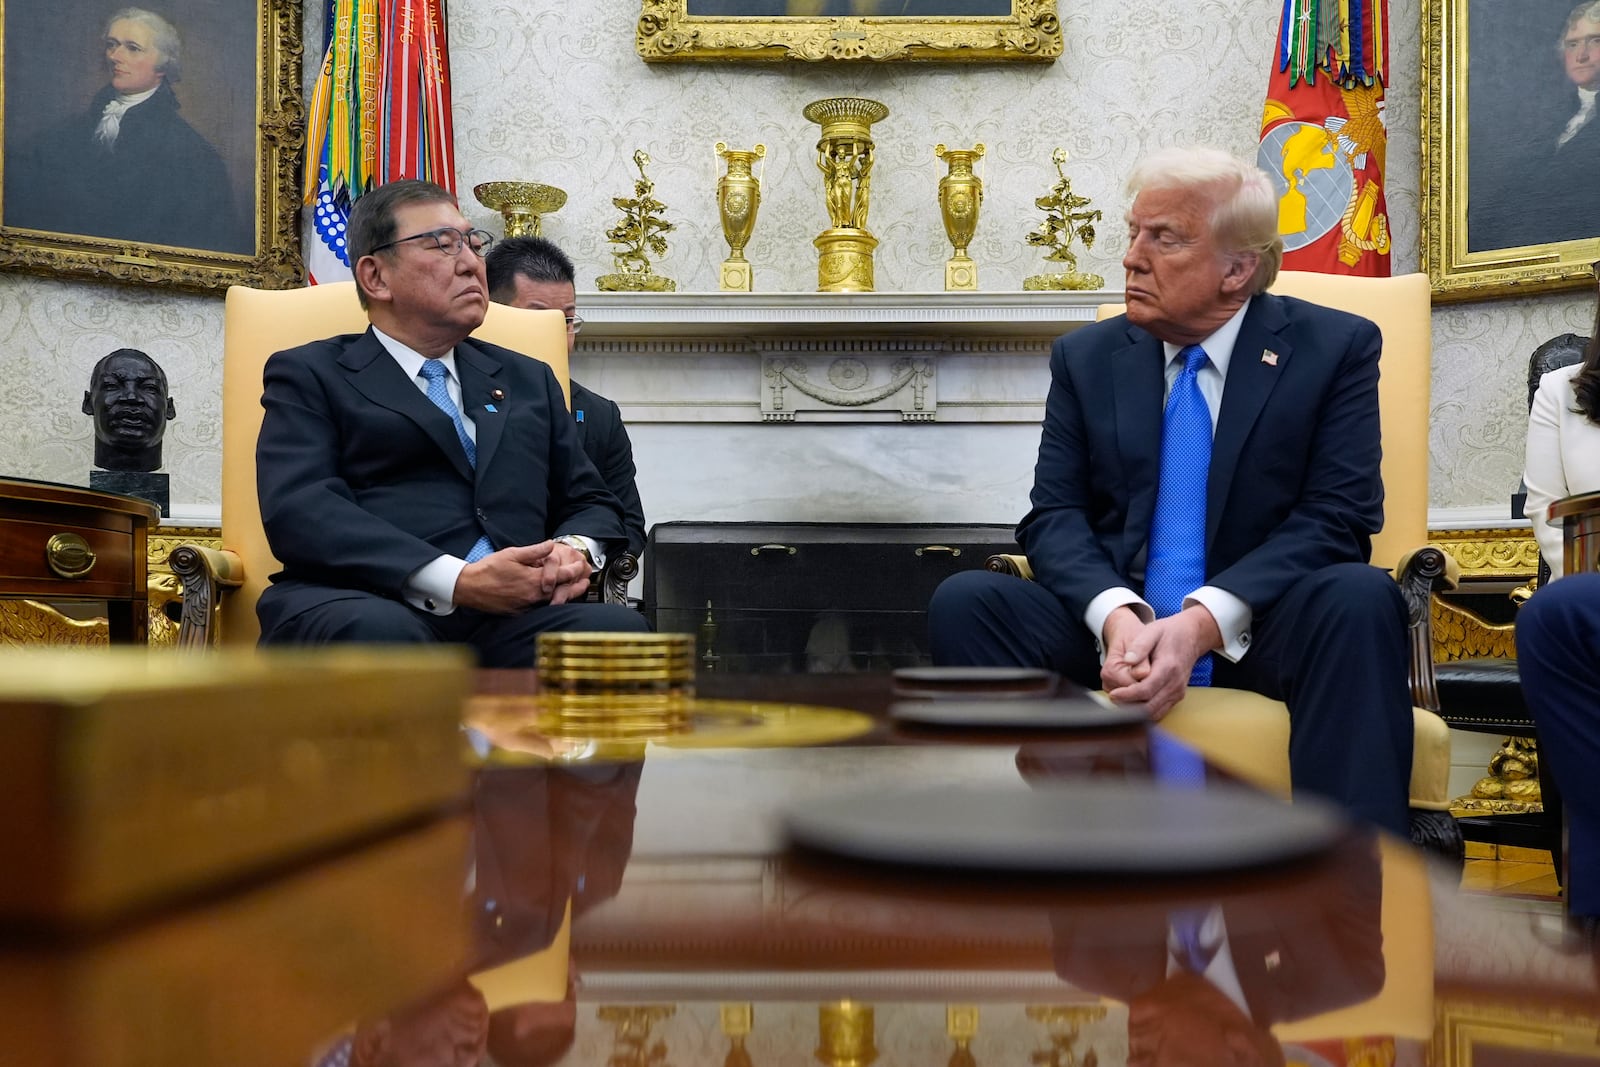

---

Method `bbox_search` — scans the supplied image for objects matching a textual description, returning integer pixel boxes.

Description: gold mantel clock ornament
[473,181,568,238]
[1022,148,1104,291]
[935,143,984,291]
[716,141,765,291]
[597,150,677,292]
[805,97,889,293]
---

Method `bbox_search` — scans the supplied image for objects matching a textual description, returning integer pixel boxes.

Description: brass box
[0,646,474,928]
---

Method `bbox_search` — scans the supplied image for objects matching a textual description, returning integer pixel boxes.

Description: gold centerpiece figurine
[596,150,676,293]
[473,181,567,238]
[1022,148,1105,291]
[934,142,984,291]
[804,97,889,293]
[715,141,765,292]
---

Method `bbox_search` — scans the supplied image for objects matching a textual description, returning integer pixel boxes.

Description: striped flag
[303,0,456,284]
[1256,0,1391,276]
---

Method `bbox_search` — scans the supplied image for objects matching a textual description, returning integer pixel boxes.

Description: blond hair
[1126,146,1283,294]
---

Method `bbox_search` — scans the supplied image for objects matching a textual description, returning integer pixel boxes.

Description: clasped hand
[452,540,593,613]
[1100,604,1222,720]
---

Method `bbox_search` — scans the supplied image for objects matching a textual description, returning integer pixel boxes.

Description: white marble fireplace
[571,290,1111,535]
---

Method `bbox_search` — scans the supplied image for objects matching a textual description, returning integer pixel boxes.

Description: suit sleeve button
[424,598,437,611]
[1239,632,1250,647]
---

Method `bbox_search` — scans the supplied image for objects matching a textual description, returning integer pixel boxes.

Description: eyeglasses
[565,315,584,334]
[370,227,495,258]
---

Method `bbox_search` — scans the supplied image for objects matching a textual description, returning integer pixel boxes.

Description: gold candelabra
[804,97,889,293]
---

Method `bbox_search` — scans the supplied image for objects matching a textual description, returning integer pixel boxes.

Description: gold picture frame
[637,0,1060,62]
[0,0,304,293]
[1422,0,1600,302]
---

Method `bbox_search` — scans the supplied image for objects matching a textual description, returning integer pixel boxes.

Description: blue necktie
[1170,907,1218,974]
[1144,344,1212,686]
[418,359,493,564]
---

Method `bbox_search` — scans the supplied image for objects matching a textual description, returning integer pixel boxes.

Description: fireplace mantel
[573,290,1121,425]
[578,289,1122,341]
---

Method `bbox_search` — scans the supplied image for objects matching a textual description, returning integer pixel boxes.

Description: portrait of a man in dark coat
[3,6,250,254]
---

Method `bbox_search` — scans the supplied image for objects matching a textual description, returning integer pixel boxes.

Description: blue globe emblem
[1257,122,1355,252]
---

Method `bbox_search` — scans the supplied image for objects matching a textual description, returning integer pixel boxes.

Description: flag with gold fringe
[304,0,456,284]
[1256,0,1391,276]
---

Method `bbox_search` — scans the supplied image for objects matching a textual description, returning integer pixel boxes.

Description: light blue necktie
[1144,344,1212,686]
[418,359,493,564]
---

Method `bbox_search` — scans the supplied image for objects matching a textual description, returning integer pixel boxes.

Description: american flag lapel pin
[1261,349,1280,367]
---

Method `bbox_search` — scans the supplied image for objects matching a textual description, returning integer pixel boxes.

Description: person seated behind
[1515,313,1600,929]
[1522,298,1600,578]
[929,146,1414,836]
[255,179,645,665]
[484,236,646,558]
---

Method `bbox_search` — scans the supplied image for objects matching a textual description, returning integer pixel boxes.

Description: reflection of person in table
[3,7,249,253]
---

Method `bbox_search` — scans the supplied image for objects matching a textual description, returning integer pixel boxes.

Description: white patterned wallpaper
[0,0,1589,511]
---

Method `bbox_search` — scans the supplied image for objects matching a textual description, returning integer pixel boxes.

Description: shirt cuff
[404,554,467,615]
[1084,587,1153,662]
[555,534,606,573]
[1185,585,1253,661]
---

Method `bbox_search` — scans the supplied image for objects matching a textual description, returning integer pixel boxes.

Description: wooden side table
[0,476,160,644]
[1552,489,1600,577]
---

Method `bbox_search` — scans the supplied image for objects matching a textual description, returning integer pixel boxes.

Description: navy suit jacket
[571,380,647,558]
[256,329,625,632]
[1017,293,1385,623]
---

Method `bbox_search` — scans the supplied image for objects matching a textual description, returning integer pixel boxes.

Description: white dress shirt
[1084,299,1255,662]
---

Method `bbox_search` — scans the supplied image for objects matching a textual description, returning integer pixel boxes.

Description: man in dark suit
[929,147,1414,835]
[255,179,645,664]
[485,237,647,558]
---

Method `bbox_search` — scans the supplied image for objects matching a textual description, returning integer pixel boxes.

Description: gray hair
[106,7,182,83]
[1561,1,1600,43]
[1125,146,1283,294]
[347,179,460,308]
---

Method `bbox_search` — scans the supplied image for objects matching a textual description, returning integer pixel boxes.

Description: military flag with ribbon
[1257,0,1391,276]
[303,0,456,284]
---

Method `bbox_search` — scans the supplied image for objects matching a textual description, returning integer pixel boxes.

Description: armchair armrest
[1394,545,1459,714]
[985,552,1034,580]
[168,545,244,649]
[593,552,639,608]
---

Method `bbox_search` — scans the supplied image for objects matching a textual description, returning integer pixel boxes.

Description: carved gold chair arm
[985,552,1034,580]
[167,545,244,649]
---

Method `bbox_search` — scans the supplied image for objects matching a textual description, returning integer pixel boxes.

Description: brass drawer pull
[916,545,961,557]
[46,533,97,578]
[751,544,797,556]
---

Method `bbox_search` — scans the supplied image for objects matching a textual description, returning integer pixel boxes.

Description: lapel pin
[575,409,586,423]
[1264,949,1281,971]
[1261,349,1280,367]
[484,404,497,413]
[490,388,505,401]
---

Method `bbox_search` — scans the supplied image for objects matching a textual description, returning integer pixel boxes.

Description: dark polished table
[5,672,1597,1066]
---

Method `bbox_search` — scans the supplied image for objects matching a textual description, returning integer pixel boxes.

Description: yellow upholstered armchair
[169,282,638,648]
[987,271,1461,856]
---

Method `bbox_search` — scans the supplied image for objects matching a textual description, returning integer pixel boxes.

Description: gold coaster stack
[535,632,696,737]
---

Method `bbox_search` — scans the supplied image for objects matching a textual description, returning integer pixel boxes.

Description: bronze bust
[81,348,176,472]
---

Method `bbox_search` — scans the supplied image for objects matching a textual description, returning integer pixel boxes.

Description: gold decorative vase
[473,181,567,238]
[716,142,765,292]
[804,97,889,293]
[816,1001,877,1067]
[935,142,984,291]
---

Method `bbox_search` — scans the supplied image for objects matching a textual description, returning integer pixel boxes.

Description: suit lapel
[341,329,474,484]
[457,340,507,480]
[1207,296,1292,548]
[1111,327,1166,556]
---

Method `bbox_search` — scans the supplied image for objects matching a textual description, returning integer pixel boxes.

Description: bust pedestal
[90,470,169,517]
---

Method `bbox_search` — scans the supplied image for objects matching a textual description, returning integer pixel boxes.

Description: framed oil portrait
[636,0,1060,62]
[0,0,303,293]
[1423,0,1600,301]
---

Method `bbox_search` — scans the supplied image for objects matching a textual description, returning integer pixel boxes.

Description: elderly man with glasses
[254,179,644,663]
[485,236,647,560]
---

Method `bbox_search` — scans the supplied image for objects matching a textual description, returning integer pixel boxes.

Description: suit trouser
[261,590,649,669]
[1515,572,1600,917]
[927,562,1414,837]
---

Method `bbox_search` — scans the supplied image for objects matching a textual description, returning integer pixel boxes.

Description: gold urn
[803,97,889,293]
[935,142,985,291]
[816,1001,878,1067]
[716,142,765,292]
[473,181,567,238]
